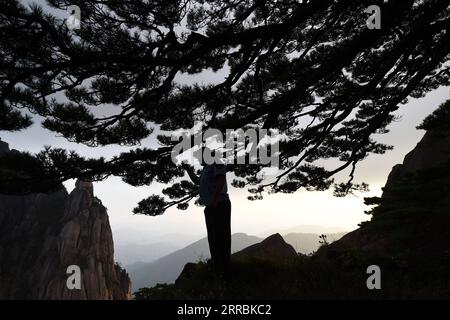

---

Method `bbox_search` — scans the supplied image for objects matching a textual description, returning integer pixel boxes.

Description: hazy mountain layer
[127,231,345,292]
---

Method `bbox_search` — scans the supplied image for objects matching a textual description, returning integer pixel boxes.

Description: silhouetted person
[183,148,231,280]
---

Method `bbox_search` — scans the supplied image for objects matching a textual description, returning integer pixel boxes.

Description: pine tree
[0,0,449,215]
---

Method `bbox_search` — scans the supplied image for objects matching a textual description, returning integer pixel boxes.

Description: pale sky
[3,86,448,245]
[2,1,450,246]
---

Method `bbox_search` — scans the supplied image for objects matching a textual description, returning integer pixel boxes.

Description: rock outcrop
[382,128,450,202]
[320,124,450,255]
[176,233,298,281]
[232,233,298,264]
[0,142,131,299]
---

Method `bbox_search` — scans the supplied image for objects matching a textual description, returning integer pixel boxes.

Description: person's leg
[204,207,219,267]
[222,201,231,278]
[215,200,231,278]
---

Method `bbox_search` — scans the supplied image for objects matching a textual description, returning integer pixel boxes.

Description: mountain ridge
[127,231,346,292]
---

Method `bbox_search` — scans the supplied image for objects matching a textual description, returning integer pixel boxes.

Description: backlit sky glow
[3,86,448,244]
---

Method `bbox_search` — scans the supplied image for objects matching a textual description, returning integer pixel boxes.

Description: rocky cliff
[0,142,131,299]
[320,123,450,256]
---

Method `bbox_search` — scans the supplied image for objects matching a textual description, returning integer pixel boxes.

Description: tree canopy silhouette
[0,0,449,215]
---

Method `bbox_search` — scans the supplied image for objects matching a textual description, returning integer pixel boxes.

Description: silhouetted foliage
[0,0,449,215]
[318,234,329,246]
[417,99,450,132]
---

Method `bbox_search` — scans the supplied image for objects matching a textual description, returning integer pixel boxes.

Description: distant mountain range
[126,231,346,292]
[259,225,349,238]
[113,228,199,251]
[115,224,349,265]
[115,242,178,266]
[126,233,261,292]
[283,232,346,253]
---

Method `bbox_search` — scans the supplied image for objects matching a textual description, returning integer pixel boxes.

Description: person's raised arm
[182,162,200,185]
